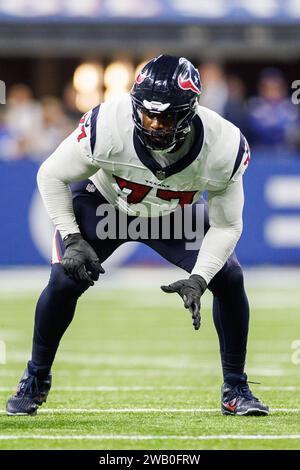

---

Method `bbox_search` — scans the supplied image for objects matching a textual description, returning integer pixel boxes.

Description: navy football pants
[30,180,249,381]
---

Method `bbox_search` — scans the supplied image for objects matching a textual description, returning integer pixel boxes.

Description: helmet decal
[177,59,201,95]
[135,72,147,85]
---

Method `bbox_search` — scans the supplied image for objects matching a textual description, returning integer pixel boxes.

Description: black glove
[161,274,207,330]
[62,233,105,286]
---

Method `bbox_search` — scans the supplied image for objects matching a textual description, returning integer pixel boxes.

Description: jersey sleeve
[37,118,102,239]
[191,175,244,284]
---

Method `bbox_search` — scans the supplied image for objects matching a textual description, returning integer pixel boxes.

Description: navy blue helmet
[130,55,202,151]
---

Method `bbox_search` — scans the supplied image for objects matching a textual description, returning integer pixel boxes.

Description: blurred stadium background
[0,0,300,450]
[1,0,300,269]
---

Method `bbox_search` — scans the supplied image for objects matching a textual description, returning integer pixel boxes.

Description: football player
[6,55,268,416]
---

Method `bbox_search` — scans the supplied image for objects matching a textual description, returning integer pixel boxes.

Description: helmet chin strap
[150,141,177,153]
[163,142,177,153]
[141,125,191,152]
[149,125,191,152]
[144,133,176,151]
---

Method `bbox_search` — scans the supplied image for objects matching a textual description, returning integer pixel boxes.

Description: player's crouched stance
[6,55,269,417]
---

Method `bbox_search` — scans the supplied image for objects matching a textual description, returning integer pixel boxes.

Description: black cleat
[221,373,269,416]
[6,366,52,416]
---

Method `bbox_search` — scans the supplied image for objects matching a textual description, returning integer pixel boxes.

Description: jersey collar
[133,115,204,180]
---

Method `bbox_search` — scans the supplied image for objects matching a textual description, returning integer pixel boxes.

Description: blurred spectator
[62,82,82,126]
[224,75,248,137]
[199,62,228,116]
[1,69,299,162]
[247,68,299,152]
[29,96,72,161]
[5,84,42,159]
[0,110,19,160]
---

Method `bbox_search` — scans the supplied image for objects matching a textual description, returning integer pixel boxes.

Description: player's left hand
[161,274,207,330]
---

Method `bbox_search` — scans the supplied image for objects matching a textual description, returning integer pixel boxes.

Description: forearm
[37,166,79,239]
[37,131,99,239]
[191,224,242,284]
[191,178,244,284]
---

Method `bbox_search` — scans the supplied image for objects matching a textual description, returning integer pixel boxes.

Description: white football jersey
[75,93,249,217]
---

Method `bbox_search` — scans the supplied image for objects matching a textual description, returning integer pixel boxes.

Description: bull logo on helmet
[178,59,201,95]
[135,72,146,85]
[135,67,151,85]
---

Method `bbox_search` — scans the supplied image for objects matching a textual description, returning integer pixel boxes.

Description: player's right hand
[62,233,105,286]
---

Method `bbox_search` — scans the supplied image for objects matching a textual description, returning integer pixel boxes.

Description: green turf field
[0,285,300,450]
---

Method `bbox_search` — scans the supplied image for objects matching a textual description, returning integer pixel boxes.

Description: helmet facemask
[132,98,197,151]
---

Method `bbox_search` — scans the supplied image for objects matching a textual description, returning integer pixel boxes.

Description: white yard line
[0,434,299,441]
[0,407,299,413]
[1,385,300,392]
[0,386,201,392]
[0,407,220,413]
